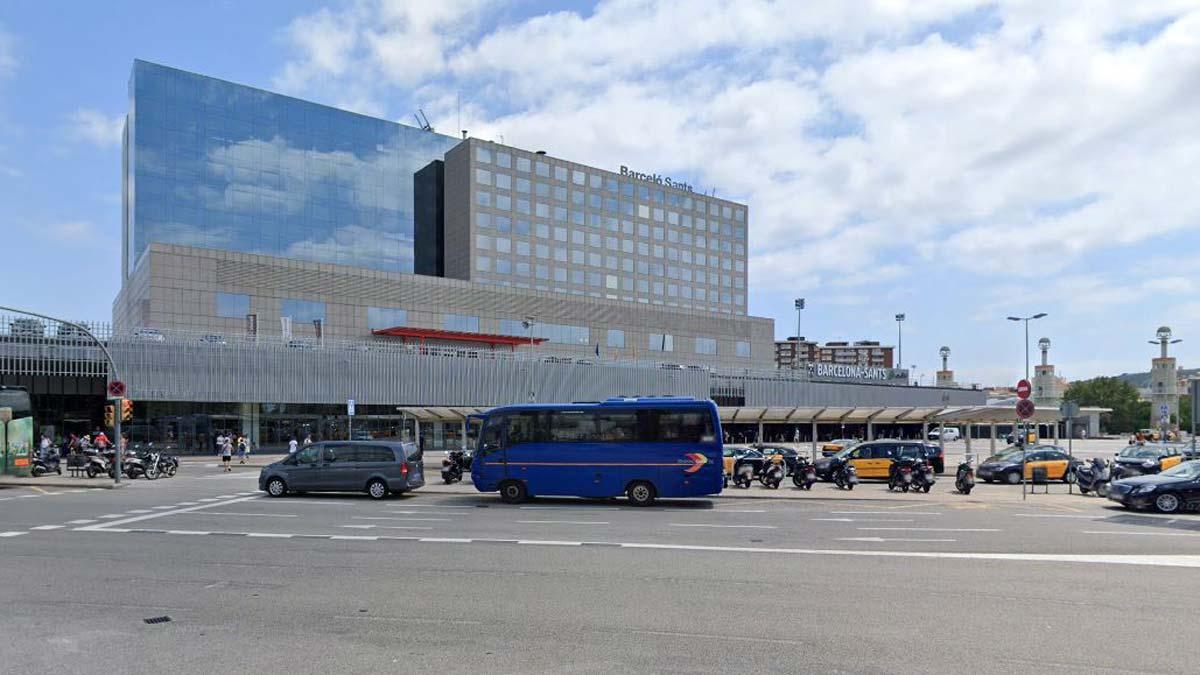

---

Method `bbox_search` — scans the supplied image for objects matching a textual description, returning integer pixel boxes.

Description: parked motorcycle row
[725,450,978,496]
[50,447,181,480]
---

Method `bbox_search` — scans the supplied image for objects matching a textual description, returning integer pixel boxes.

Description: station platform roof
[395,404,1110,424]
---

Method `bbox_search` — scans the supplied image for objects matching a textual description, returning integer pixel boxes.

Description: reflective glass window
[444,314,479,332]
[281,299,326,323]
[216,292,250,318]
[367,307,407,329]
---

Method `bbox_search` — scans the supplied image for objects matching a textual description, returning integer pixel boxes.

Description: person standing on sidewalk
[237,435,247,464]
[221,435,233,472]
[288,437,298,454]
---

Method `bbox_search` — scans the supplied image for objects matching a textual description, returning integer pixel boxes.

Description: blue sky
[1,1,1198,385]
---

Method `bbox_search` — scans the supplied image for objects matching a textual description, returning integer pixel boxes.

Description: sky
[1,0,1198,386]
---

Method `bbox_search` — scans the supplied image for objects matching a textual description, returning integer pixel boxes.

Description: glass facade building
[123,60,460,278]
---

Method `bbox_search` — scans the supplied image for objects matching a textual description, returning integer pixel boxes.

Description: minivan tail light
[401,463,409,477]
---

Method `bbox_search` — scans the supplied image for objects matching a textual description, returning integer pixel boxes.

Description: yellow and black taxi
[821,438,859,457]
[814,440,931,481]
[1110,443,1194,480]
[722,445,755,477]
[1107,459,1200,513]
[976,445,1080,485]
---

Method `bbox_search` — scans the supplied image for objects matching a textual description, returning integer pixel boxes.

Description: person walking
[237,435,247,464]
[288,436,298,454]
[221,435,233,472]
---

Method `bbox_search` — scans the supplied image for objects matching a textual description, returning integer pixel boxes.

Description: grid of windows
[498,320,590,345]
[469,141,748,314]
[648,333,674,352]
[281,299,326,323]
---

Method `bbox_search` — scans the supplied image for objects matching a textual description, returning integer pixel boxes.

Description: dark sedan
[1107,460,1200,513]
[1110,444,1191,480]
[976,446,1079,485]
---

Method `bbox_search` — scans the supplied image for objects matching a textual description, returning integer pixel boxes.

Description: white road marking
[342,525,433,531]
[18,494,38,499]
[167,530,210,535]
[812,518,915,523]
[517,520,610,525]
[710,509,768,513]
[1083,530,1200,538]
[830,511,942,516]
[175,502,200,506]
[857,527,1000,532]
[75,495,260,531]
[633,629,806,646]
[97,514,124,519]
[330,535,378,541]
[67,519,97,525]
[197,498,218,502]
[1013,514,1104,519]
[126,509,154,514]
[518,540,581,546]
[0,531,28,537]
[352,516,451,522]
[390,503,474,509]
[518,506,620,511]
[385,510,464,516]
[175,511,298,518]
[216,494,237,498]
[149,505,176,510]
[839,537,957,543]
[418,537,472,543]
[246,533,294,538]
[671,523,778,529]
[30,525,65,531]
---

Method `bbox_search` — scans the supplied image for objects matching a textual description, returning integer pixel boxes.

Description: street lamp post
[522,316,536,402]
[0,305,124,485]
[1007,313,1048,382]
[895,313,905,374]
[794,298,805,370]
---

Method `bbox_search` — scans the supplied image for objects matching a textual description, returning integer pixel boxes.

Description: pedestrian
[221,436,233,472]
[303,433,313,446]
[237,435,247,464]
[288,437,298,454]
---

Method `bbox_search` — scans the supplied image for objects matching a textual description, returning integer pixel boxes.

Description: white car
[927,428,961,441]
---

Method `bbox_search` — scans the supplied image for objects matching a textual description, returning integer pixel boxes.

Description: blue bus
[470,397,724,506]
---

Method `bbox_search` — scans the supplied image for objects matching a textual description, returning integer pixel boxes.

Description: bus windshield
[470,397,724,505]
[0,386,32,419]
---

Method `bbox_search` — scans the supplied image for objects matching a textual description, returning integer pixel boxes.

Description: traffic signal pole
[113,398,122,485]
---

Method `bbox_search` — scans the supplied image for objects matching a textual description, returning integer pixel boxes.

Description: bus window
[594,412,638,442]
[505,412,543,447]
[652,409,713,443]
[548,411,594,442]
[479,417,505,456]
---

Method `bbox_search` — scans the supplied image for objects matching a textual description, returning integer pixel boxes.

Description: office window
[496,237,511,253]
[554,247,567,262]
[476,146,492,163]
[476,256,491,272]
[476,234,491,250]
[495,173,511,190]
[588,272,602,287]
[695,337,717,355]
[588,252,601,266]
[475,168,492,185]
[572,250,585,264]
[281,299,325,323]
[517,156,531,173]
[496,259,511,274]
[516,178,531,194]
[607,329,625,349]
[444,314,479,332]
[571,269,585,284]
[606,274,618,289]
[649,333,674,352]
[215,292,250,319]
[516,262,530,277]
[536,244,549,259]
[536,223,550,239]
[554,166,568,181]
[736,341,751,358]
[572,170,586,185]
[535,161,550,177]
[516,241,530,256]
[476,190,491,207]
[367,307,408,330]
[554,267,567,282]
[496,151,511,168]
[495,216,511,232]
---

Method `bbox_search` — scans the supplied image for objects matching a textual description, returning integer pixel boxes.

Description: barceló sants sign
[619,165,694,193]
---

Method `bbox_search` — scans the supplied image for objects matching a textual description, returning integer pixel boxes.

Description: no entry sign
[1016,379,1032,400]
[107,380,126,399]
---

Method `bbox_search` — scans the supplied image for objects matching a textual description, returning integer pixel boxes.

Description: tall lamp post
[794,298,805,369]
[522,316,537,402]
[1007,313,1047,382]
[895,313,905,374]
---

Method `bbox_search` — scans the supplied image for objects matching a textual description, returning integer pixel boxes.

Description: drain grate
[143,616,172,625]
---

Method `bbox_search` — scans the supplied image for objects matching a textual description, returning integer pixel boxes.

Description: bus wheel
[498,480,528,504]
[627,481,657,507]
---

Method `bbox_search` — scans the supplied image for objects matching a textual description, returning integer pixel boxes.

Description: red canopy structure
[371,326,547,351]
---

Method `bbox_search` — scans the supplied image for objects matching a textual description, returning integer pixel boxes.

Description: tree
[1063,377,1144,434]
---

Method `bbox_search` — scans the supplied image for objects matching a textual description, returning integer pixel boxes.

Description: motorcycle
[1075,457,1110,497]
[954,460,975,495]
[441,448,472,484]
[83,448,110,479]
[911,459,936,493]
[31,450,63,477]
[791,457,817,490]
[832,460,858,490]
[759,461,785,489]
[732,462,755,489]
[888,459,917,492]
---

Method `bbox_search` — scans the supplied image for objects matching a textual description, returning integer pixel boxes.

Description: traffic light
[104,405,115,428]
[121,400,133,422]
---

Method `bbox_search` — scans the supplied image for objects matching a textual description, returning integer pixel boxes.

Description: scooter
[954,460,975,495]
[31,450,62,477]
[732,463,755,489]
[441,448,471,484]
[759,461,785,489]
[1075,457,1110,497]
[832,460,858,490]
[83,448,110,479]
[888,459,916,492]
[792,457,817,490]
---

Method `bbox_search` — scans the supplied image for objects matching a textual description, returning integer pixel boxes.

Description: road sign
[1016,399,1036,420]
[1159,403,1170,417]
[347,399,356,416]
[1060,401,1079,420]
[107,380,126,399]
[1016,379,1032,400]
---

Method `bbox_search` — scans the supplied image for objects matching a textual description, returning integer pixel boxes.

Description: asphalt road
[1,464,1198,674]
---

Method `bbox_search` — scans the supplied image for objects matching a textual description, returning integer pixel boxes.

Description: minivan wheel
[266,477,287,497]
[627,481,656,507]
[1154,493,1181,514]
[499,480,527,504]
[367,479,389,500]
[1006,471,1022,485]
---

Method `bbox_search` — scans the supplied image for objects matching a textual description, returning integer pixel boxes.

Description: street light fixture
[794,298,805,369]
[522,316,537,402]
[1007,313,1047,381]
[895,313,905,372]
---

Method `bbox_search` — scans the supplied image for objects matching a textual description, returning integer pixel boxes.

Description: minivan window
[401,443,421,462]
[295,446,321,464]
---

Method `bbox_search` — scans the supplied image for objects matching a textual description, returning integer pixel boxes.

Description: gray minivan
[259,441,424,500]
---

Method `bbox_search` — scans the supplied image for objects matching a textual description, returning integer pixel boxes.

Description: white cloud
[0,25,16,78]
[69,109,124,147]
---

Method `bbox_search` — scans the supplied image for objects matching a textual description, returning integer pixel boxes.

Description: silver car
[259,441,425,500]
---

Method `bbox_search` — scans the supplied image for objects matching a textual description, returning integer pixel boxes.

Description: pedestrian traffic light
[104,404,115,428]
[121,399,133,422]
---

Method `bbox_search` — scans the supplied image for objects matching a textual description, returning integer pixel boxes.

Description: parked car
[927,427,960,442]
[132,327,165,342]
[814,440,933,480]
[259,441,424,499]
[820,438,859,456]
[1110,443,1192,480]
[976,445,1080,484]
[199,333,227,345]
[1107,460,1200,513]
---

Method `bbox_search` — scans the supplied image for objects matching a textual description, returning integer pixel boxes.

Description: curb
[0,478,124,490]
